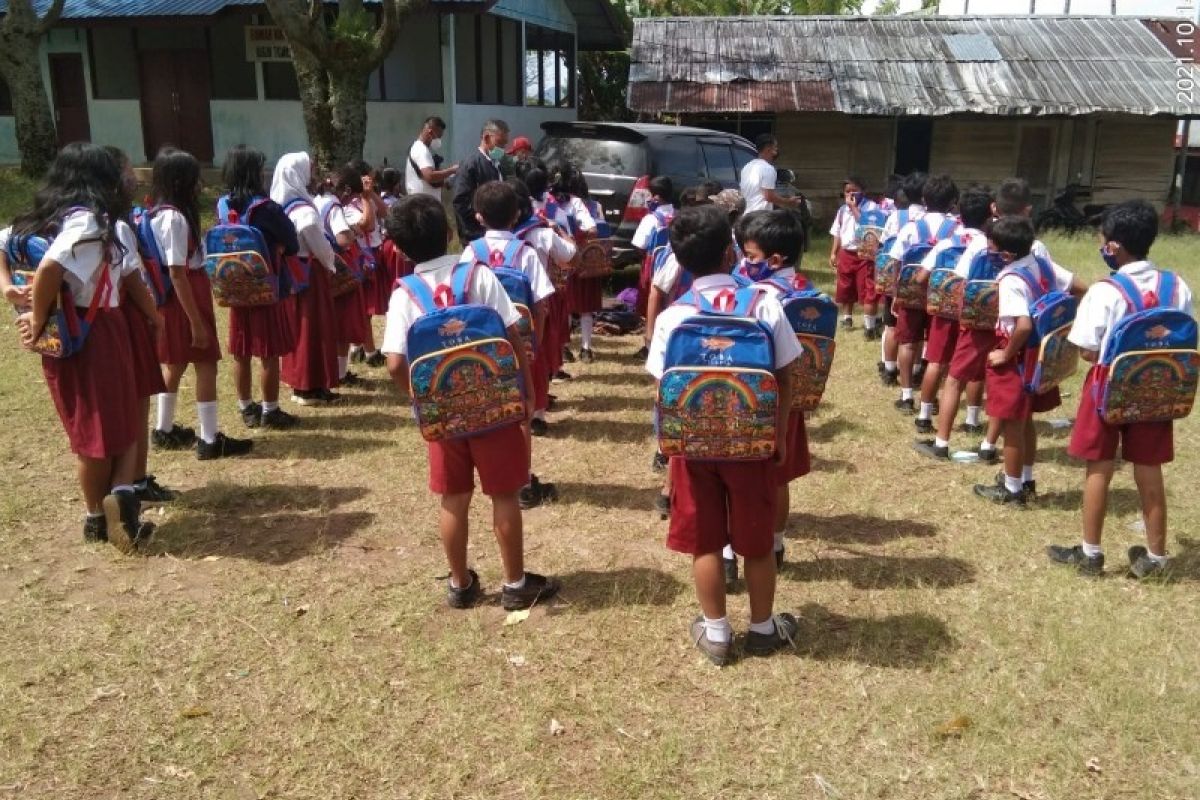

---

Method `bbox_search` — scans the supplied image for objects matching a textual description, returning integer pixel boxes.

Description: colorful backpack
[656,286,780,461]
[469,238,536,361]
[925,241,967,319]
[1096,271,1198,425]
[278,198,316,296]
[584,198,612,239]
[759,273,837,413]
[1006,257,1080,394]
[319,200,367,298]
[958,250,1005,330]
[205,196,279,308]
[873,208,911,296]
[399,262,526,442]
[132,205,176,306]
[854,208,889,263]
[894,217,959,311]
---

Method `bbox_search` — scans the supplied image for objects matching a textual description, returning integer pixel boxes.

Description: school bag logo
[399,262,526,442]
[1006,257,1080,394]
[656,286,779,461]
[895,217,958,311]
[1096,271,1198,425]
[204,196,279,308]
[469,238,537,362]
[855,209,889,262]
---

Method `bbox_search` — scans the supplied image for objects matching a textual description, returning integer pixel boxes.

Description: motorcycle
[1034,184,1110,233]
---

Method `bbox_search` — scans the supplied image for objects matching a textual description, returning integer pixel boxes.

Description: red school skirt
[335,280,370,347]
[282,260,341,392]
[121,302,167,398]
[228,298,296,359]
[43,306,140,459]
[157,269,222,365]
[365,245,398,316]
[566,274,603,315]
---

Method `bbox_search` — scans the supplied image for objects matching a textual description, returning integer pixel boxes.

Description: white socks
[1147,549,1169,564]
[863,315,876,330]
[934,436,949,448]
[841,314,852,324]
[965,406,982,426]
[197,401,218,444]
[773,530,785,552]
[238,398,254,411]
[703,616,732,643]
[504,574,526,590]
[884,360,897,371]
[1003,474,1023,494]
[1021,465,1034,483]
[156,392,178,432]
[532,410,546,421]
[262,401,279,414]
[580,313,594,350]
[900,388,914,401]
[1081,541,1103,558]
[980,440,997,453]
[918,401,934,420]
[338,356,349,379]
[748,617,776,636]
[722,544,735,560]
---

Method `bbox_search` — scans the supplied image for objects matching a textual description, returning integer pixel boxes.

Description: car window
[537,136,647,177]
[701,141,737,184]
[733,145,755,175]
[652,137,702,179]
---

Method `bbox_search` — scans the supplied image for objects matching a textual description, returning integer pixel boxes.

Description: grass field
[1,167,1199,799]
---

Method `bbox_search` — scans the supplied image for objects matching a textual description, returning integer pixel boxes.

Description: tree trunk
[327,64,370,169]
[292,45,337,173]
[0,42,59,177]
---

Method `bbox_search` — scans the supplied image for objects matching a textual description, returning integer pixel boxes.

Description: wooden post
[1171,119,1192,227]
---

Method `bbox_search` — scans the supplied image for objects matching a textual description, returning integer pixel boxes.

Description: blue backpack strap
[897,208,909,228]
[398,274,438,314]
[936,217,958,240]
[469,239,491,265]
[450,261,476,305]
[915,217,931,243]
[1009,265,1044,300]
[501,238,524,266]
[1157,270,1178,308]
[1105,272,1145,313]
[216,195,231,222]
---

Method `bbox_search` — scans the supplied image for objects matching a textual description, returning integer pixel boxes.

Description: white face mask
[430,137,443,151]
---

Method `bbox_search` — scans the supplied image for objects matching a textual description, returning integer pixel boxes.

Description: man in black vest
[452,118,509,242]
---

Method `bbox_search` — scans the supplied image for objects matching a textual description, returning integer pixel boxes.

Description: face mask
[646,199,661,212]
[1099,245,1120,272]
[430,137,443,151]
[739,258,773,282]
[488,146,505,162]
[984,251,1009,272]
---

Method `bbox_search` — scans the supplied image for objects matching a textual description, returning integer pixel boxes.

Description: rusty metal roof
[629,15,1200,117]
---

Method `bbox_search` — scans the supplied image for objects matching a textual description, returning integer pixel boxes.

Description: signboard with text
[245,26,292,62]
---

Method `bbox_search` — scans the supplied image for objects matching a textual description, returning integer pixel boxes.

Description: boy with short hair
[646,205,802,666]
[1047,200,1194,578]
[972,216,1085,506]
[879,173,927,386]
[828,176,880,338]
[382,195,559,610]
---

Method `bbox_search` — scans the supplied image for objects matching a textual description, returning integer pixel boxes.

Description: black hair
[151,147,202,244]
[958,184,993,230]
[102,144,136,211]
[648,176,673,201]
[522,167,550,199]
[222,145,268,209]
[843,175,866,192]
[568,172,590,199]
[734,210,766,250]
[669,205,731,277]
[901,172,927,207]
[331,165,364,196]
[378,166,402,196]
[1101,200,1158,260]
[988,215,1035,258]
[678,186,711,208]
[505,177,535,222]
[885,173,903,199]
[754,133,777,153]
[922,173,959,213]
[547,162,579,204]
[994,178,1032,216]
[473,181,520,230]
[348,159,372,178]
[423,115,446,130]
[742,209,804,265]
[386,195,447,263]
[12,142,128,253]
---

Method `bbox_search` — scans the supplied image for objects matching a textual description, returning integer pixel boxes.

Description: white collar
[414,254,462,274]
[692,274,739,290]
[1115,260,1157,276]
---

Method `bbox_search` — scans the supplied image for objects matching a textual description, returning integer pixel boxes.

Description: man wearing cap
[502,135,534,177]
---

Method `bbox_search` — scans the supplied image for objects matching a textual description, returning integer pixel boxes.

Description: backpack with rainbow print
[760,273,838,413]
[205,195,279,307]
[957,250,1005,330]
[894,216,959,311]
[1005,256,1079,394]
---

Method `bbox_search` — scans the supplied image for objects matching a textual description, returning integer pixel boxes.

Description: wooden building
[628,15,1198,219]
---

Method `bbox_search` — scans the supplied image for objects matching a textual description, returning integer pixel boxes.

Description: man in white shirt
[405,116,458,198]
[739,134,801,214]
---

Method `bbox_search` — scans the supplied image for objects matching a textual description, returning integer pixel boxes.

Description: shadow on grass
[553,394,652,414]
[554,482,664,511]
[781,550,973,589]
[557,420,654,444]
[809,455,857,474]
[1164,536,1200,583]
[1035,487,1141,514]
[573,371,654,387]
[147,483,372,564]
[786,513,938,545]
[805,415,860,443]
[556,567,685,611]
[252,432,393,460]
[789,602,956,668]
[1033,445,1080,467]
[303,411,410,433]
[1033,418,1075,438]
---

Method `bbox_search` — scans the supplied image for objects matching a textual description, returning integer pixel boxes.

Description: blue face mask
[739,258,773,282]
[646,199,660,213]
[1099,246,1120,272]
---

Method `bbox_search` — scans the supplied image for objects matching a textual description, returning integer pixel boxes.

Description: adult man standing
[739,134,801,213]
[452,118,509,241]
[406,116,458,198]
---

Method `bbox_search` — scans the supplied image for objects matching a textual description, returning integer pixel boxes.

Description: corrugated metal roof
[629,80,834,113]
[629,15,1200,117]
[0,0,496,18]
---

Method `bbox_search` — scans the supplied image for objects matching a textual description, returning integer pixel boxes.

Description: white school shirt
[565,195,597,233]
[532,196,571,231]
[458,229,555,303]
[346,197,383,249]
[920,227,986,274]
[883,204,924,240]
[42,210,137,308]
[314,194,353,243]
[645,274,802,379]
[284,200,337,273]
[522,225,576,270]
[631,204,674,250]
[1068,261,1194,354]
[651,252,683,296]
[829,199,879,251]
[380,254,521,358]
[739,158,777,213]
[887,211,959,262]
[996,253,1075,337]
[405,140,439,197]
[150,208,203,270]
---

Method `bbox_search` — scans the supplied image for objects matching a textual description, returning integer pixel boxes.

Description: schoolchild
[633,175,675,353]
[828,176,879,337]
[346,159,389,368]
[1048,200,1194,578]
[381,194,559,610]
[552,165,600,364]
[314,167,372,388]
[879,172,927,386]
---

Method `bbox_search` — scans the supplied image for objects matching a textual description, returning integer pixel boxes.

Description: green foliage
[579,51,636,123]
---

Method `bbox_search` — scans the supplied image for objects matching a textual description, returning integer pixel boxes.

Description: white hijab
[270,152,312,206]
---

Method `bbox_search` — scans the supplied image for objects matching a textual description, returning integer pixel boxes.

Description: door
[700,139,737,187]
[48,54,91,147]
[138,49,214,163]
[894,118,933,176]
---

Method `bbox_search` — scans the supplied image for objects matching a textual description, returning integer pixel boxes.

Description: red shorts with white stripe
[1068,366,1174,465]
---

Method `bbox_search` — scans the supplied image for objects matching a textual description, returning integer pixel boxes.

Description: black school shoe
[914,417,934,434]
[350,347,366,364]
[652,451,669,472]
[241,401,264,429]
[1127,546,1171,580]
[655,493,670,520]
[914,439,949,460]
[1047,544,1105,576]
[365,351,386,369]
[83,515,107,543]
[447,569,483,609]
[196,433,254,461]
[840,317,853,330]
[261,407,299,430]
[552,370,572,382]
[530,417,549,437]
[863,327,879,341]
[894,397,916,414]
[501,572,560,610]
[134,475,178,504]
[959,422,986,436]
[775,546,785,570]
[744,613,801,658]
[634,345,650,360]
[973,482,1026,506]
[881,368,899,387]
[152,425,197,450]
[992,472,1036,501]
[102,489,143,555]
[341,370,365,388]
[912,360,928,384]
[562,346,577,364]
[976,444,1000,465]
[580,348,595,364]
[690,617,732,667]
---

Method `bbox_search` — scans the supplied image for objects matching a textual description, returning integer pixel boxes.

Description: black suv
[535,122,759,265]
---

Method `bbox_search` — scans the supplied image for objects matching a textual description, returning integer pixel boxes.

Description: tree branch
[37,0,66,34]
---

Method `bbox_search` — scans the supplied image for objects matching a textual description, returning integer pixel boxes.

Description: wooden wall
[774,113,892,221]
[1091,117,1177,207]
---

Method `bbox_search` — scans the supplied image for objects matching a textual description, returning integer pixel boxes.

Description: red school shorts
[834,249,876,305]
[668,457,778,559]
[774,409,811,486]
[984,342,1061,421]
[427,422,530,496]
[924,316,959,365]
[948,327,997,384]
[1068,366,1174,465]
[894,304,928,346]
